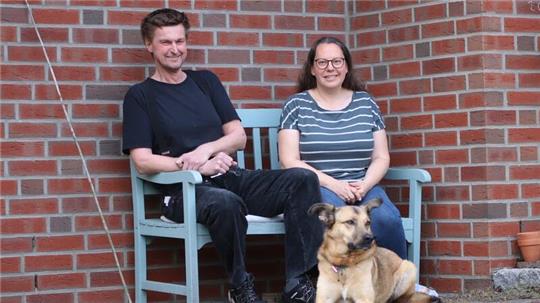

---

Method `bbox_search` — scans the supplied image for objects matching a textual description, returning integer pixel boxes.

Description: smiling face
[145,24,187,73]
[311,42,348,90]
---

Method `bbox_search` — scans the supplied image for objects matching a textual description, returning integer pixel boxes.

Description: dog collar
[331,264,347,282]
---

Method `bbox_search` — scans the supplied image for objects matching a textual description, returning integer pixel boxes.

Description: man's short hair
[140,8,190,44]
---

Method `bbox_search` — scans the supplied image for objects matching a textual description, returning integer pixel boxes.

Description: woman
[278,36,407,259]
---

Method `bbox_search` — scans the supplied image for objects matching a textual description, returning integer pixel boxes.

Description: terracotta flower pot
[517,230,540,262]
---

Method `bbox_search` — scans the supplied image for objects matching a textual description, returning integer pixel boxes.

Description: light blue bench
[129,108,431,302]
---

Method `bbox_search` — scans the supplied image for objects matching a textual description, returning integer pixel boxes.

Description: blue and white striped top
[279,90,385,181]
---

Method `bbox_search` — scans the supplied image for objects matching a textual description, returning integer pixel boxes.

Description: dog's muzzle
[348,234,374,251]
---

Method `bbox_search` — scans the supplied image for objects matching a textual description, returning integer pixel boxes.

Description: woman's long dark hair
[297,37,365,93]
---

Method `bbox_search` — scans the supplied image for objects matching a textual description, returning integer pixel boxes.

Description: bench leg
[135,233,147,303]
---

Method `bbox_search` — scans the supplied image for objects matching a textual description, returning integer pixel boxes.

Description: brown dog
[308,199,432,303]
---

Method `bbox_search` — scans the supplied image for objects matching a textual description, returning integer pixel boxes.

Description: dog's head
[308,199,382,253]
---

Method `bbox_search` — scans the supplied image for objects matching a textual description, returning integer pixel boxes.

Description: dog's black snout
[348,234,375,251]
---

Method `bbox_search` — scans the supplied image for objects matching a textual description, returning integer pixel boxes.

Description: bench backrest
[235,108,282,170]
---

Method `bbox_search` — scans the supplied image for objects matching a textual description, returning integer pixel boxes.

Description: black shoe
[282,276,315,303]
[228,273,265,303]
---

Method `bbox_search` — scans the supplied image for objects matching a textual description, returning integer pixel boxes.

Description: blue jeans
[320,185,407,259]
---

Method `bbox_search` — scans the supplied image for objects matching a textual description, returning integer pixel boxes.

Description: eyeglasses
[314,57,345,69]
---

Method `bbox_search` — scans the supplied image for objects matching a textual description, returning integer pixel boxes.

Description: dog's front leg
[316,279,342,303]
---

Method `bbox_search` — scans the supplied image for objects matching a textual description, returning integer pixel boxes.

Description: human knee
[208,191,245,215]
[284,167,319,188]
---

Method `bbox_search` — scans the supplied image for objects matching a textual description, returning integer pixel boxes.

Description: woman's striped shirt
[279,90,385,182]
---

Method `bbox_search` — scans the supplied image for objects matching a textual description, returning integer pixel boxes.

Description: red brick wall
[1,0,538,302]
[350,0,540,293]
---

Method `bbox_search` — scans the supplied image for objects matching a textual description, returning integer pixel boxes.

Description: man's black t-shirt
[122,70,239,157]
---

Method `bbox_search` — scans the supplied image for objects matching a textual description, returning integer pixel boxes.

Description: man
[122,8,322,303]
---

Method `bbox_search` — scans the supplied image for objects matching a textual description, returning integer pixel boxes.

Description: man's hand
[198,152,236,176]
[176,145,213,171]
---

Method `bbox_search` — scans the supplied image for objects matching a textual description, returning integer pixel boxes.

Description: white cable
[24,1,133,302]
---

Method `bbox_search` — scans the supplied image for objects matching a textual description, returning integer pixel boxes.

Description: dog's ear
[308,203,336,227]
[364,198,382,217]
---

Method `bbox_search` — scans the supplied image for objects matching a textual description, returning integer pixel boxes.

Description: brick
[78,289,125,303]
[275,16,315,30]
[435,112,468,128]
[382,45,414,61]
[489,221,520,237]
[438,223,471,238]
[520,146,538,161]
[87,232,133,249]
[48,178,92,194]
[98,177,131,193]
[389,97,421,113]
[459,91,503,108]
[435,185,469,201]
[1,65,45,81]
[318,16,345,31]
[505,17,540,32]
[208,49,250,64]
[90,270,134,287]
[202,13,226,28]
[306,0,345,13]
[426,204,460,219]
[382,8,412,26]
[357,30,386,47]
[389,62,420,78]
[464,241,489,257]
[61,122,109,137]
[472,184,519,200]
[428,277,461,293]
[254,51,294,65]
[470,110,516,126]
[211,67,239,82]
[9,198,58,215]
[25,255,73,272]
[423,57,455,75]
[229,86,272,100]
[1,256,21,273]
[439,259,472,275]
[49,141,96,156]
[75,215,123,231]
[432,38,465,55]
[1,218,46,234]
[72,104,119,119]
[1,84,31,100]
[118,0,165,8]
[457,16,501,34]
[8,46,57,62]
[444,166,459,182]
[37,273,85,290]
[19,104,65,119]
[27,293,74,303]
[436,149,468,164]
[353,48,380,64]
[425,131,457,146]
[9,122,57,138]
[35,84,83,100]
[85,84,130,101]
[61,47,108,63]
[423,21,455,39]
[229,14,271,29]
[1,237,33,254]
[1,26,17,42]
[389,151,418,166]
[36,235,84,252]
[52,66,96,81]
[107,10,148,25]
[458,53,502,71]
[519,73,540,88]
[33,8,79,24]
[111,48,152,64]
[1,7,28,23]
[62,196,109,213]
[390,133,423,149]
[460,128,504,145]
[461,166,506,182]
[195,0,236,10]
[464,203,507,218]
[510,165,540,180]
[401,114,432,130]
[467,35,514,51]
[509,127,540,143]
[262,33,303,48]
[350,14,379,30]
[218,32,259,46]
[506,54,540,70]
[77,252,123,269]
[433,75,465,92]
[399,78,430,95]
[20,27,69,43]
[0,276,34,293]
[428,240,461,256]
[424,94,457,111]
[388,26,419,43]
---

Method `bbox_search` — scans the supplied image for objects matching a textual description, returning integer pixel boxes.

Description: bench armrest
[384,168,431,183]
[136,170,203,185]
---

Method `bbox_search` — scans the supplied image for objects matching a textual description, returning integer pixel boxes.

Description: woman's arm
[278,129,357,203]
[350,129,390,199]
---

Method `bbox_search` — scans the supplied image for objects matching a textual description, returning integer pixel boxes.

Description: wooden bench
[129,108,431,302]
